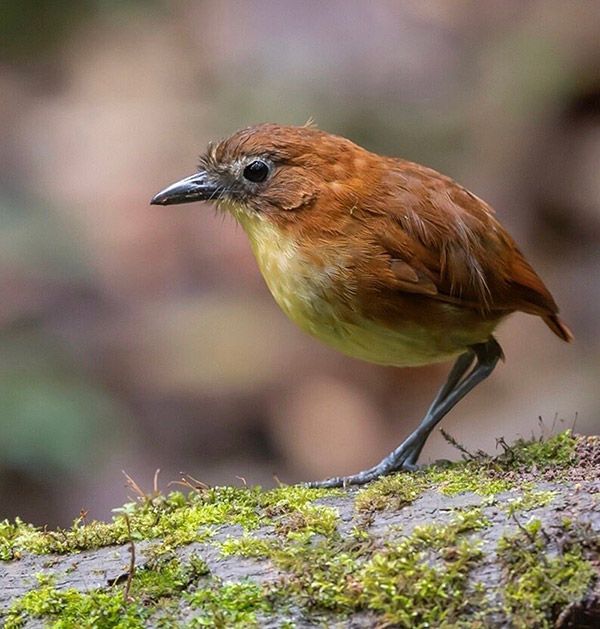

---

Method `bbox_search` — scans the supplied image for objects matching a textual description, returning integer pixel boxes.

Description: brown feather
[207,123,572,345]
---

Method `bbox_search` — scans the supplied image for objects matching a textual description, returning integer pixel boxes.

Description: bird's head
[150,123,380,236]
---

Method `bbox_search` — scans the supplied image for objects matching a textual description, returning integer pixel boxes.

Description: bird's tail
[543,314,574,342]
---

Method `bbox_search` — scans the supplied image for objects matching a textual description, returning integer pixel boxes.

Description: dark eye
[243,160,270,183]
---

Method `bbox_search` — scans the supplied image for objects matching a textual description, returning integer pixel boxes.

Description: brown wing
[371,159,572,341]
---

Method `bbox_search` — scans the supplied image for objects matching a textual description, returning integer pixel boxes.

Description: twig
[122,470,148,501]
[572,411,579,433]
[510,512,537,544]
[168,473,210,495]
[440,428,476,460]
[77,509,89,527]
[123,514,136,604]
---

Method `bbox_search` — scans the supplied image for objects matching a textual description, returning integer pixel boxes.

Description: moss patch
[5,552,211,629]
[425,465,512,496]
[4,576,147,629]
[186,580,272,627]
[0,431,581,559]
[354,430,582,516]
[504,487,557,516]
[355,471,430,512]
[498,517,596,628]
[354,432,579,516]
[0,485,338,560]
[268,508,490,626]
[495,430,577,471]
[357,509,490,626]
[220,536,272,559]
[130,552,209,602]
[355,460,512,515]
[1,430,595,628]
[216,507,491,625]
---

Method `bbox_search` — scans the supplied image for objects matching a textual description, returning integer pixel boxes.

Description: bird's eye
[243,160,270,183]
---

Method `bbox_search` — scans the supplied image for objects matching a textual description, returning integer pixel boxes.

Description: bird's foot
[307,459,420,489]
[307,433,428,488]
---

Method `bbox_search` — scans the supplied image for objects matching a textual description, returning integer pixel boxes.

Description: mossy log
[1,431,599,628]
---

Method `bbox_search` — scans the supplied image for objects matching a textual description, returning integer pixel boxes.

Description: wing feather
[369,159,570,340]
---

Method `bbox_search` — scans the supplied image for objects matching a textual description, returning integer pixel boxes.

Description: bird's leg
[402,351,475,467]
[309,337,503,488]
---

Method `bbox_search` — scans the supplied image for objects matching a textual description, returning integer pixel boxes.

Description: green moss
[275,504,339,543]
[6,551,210,628]
[504,488,556,516]
[258,485,337,512]
[355,471,429,512]
[353,510,489,627]
[273,529,363,614]
[220,536,272,559]
[354,429,578,514]
[355,462,512,515]
[186,580,272,627]
[498,518,596,628]
[131,552,209,602]
[0,432,579,559]
[270,509,490,626]
[353,430,578,514]
[496,429,577,471]
[359,532,483,625]
[1,492,217,558]
[218,487,341,555]
[425,465,512,496]
[4,576,147,629]
[0,517,44,561]
[0,485,339,559]
[1,431,589,627]
[2,484,346,624]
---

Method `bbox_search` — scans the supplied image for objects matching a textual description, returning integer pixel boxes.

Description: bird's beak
[150,171,220,206]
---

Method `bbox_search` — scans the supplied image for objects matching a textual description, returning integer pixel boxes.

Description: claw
[307,459,419,488]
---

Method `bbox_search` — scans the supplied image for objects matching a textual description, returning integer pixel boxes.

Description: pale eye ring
[243,159,270,183]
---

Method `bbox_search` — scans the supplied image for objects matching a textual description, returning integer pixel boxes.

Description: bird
[150,123,572,488]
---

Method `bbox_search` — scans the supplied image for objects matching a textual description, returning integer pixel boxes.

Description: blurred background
[1,0,599,527]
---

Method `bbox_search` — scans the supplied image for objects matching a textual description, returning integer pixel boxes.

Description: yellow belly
[236,211,494,367]
[267,274,474,367]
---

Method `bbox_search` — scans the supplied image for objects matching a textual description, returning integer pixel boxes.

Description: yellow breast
[237,212,341,333]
